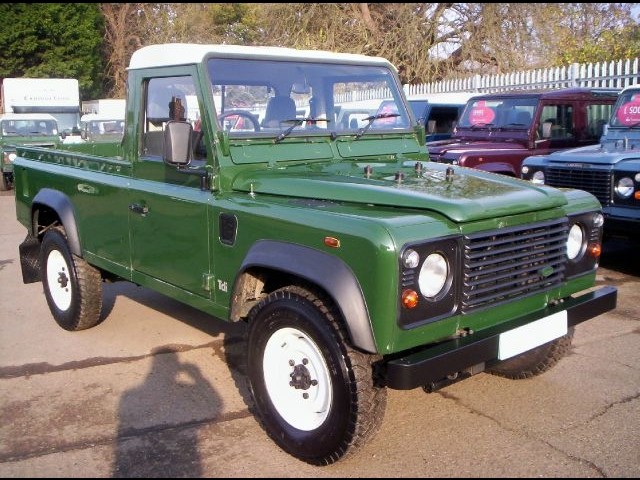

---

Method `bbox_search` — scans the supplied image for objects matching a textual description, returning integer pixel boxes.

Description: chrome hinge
[202,273,215,292]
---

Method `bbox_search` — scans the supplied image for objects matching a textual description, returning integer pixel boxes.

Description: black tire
[39,227,103,331]
[246,285,387,466]
[486,327,575,379]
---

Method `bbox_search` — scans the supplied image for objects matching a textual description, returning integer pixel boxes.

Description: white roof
[129,43,394,70]
[620,84,640,93]
[0,113,57,122]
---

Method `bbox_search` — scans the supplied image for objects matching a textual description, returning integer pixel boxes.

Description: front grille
[545,167,612,205]
[461,218,568,313]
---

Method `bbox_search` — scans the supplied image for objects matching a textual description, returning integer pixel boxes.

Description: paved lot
[0,189,638,478]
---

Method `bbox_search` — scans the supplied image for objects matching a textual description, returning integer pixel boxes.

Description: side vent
[219,213,238,245]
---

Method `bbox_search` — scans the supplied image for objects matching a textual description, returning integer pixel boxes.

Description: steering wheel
[218,110,261,132]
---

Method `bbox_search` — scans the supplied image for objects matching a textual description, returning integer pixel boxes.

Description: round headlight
[593,212,604,228]
[566,224,584,260]
[418,252,449,298]
[402,249,420,268]
[615,177,634,198]
[531,170,545,185]
[521,166,530,175]
[8,152,17,162]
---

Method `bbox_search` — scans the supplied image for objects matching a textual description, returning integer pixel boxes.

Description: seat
[169,96,186,121]
[262,96,296,128]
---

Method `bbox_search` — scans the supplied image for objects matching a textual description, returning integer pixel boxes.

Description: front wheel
[39,227,103,331]
[486,327,575,379]
[246,286,386,465]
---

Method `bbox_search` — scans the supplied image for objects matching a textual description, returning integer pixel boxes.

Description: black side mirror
[164,120,193,166]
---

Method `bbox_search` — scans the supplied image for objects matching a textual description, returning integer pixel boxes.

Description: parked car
[407,92,477,142]
[0,112,60,190]
[79,113,125,142]
[521,83,640,238]
[335,99,383,129]
[427,87,619,176]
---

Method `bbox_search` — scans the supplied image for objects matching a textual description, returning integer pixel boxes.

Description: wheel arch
[232,240,377,354]
[32,188,82,256]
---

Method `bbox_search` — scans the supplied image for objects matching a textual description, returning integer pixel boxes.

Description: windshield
[458,97,537,129]
[206,58,411,138]
[83,120,125,136]
[53,112,81,134]
[609,90,640,127]
[1,118,58,136]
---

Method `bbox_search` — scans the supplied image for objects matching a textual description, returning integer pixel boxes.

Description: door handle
[129,203,149,216]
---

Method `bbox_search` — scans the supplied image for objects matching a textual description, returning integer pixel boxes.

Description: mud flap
[19,234,41,284]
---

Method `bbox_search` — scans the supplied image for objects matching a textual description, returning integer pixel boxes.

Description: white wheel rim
[46,249,72,311]
[263,327,332,431]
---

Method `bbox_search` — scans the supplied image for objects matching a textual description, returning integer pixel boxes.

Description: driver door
[129,71,212,297]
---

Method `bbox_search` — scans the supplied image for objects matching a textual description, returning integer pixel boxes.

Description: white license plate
[498,310,568,360]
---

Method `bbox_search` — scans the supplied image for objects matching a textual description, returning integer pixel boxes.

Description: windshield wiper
[274,118,330,143]
[354,113,400,140]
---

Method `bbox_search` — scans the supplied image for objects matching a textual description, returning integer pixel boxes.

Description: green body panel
[13,142,600,355]
[11,49,606,357]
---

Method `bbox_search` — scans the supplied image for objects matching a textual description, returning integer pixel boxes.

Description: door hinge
[202,273,215,292]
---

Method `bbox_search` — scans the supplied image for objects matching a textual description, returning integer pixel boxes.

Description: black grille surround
[545,167,612,206]
[461,217,568,314]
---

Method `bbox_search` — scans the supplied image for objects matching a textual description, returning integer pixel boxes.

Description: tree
[252,3,640,84]
[99,3,145,98]
[3,3,639,100]
[0,3,105,100]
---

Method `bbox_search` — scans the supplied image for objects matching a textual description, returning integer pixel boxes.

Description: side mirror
[427,119,436,134]
[542,121,552,138]
[291,82,311,95]
[164,120,192,166]
[80,130,87,140]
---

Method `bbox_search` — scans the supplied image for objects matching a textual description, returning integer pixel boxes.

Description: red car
[427,87,619,176]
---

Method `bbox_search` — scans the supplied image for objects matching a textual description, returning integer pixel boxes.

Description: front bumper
[384,285,617,390]
[603,206,640,237]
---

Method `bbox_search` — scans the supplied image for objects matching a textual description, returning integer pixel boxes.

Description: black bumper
[384,285,618,390]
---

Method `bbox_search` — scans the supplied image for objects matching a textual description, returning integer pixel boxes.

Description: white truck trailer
[1,78,82,143]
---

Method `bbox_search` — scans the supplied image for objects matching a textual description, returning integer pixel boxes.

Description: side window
[586,103,613,140]
[538,104,574,140]
[142,76,201,158]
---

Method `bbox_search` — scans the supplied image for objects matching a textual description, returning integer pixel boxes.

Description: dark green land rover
[12,44,617,465]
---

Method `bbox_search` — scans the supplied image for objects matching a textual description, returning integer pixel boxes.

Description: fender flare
[238,240,377,353]
[32,188,82,256]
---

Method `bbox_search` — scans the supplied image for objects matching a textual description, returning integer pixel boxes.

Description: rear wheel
[246,285,386,465]
[40,227,103,331]
[486,328,575,379]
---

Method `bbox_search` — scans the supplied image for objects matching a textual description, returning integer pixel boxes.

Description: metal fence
[403,57,640,96]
